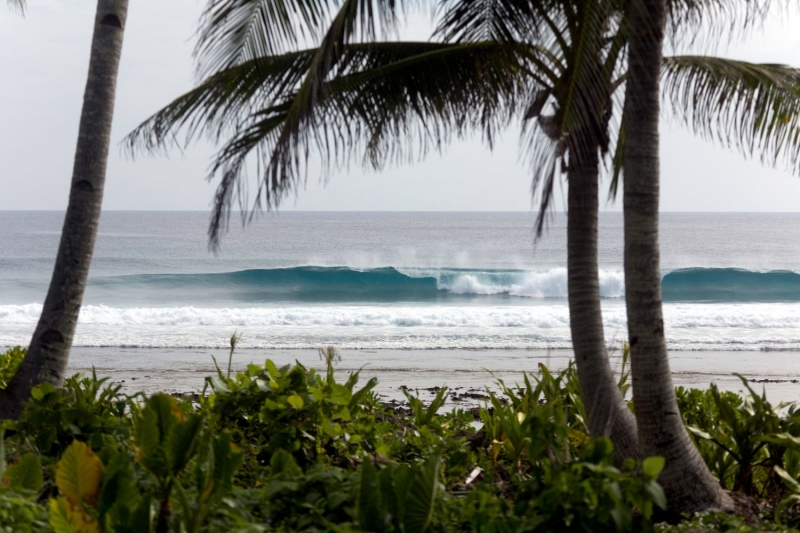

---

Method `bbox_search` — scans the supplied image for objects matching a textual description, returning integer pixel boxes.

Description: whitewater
[3,211,800,353]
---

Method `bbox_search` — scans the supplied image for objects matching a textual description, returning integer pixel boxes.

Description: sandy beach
[65,347,800,405]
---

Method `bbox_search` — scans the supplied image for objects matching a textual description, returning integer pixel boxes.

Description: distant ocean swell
[83,266,800,302]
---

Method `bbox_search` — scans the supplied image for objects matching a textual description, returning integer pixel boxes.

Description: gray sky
[2,0,800,212]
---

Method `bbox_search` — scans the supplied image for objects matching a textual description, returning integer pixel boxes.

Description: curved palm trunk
[0,0,128,420]
[622,0,730,512]
[568,135,639,464]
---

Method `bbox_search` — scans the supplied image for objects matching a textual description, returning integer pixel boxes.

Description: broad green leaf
[166,414,203,475]
[49,497,102,533]
[265,359,281,378]
[642,456,665,479]
[286,394,304,409]
[98,467,140,526]
[358,458,385,532]
[56,441,103,507]
[686,426,713,441]
[775,466,800,493]
[759,433,800,451]
[333,405,351,421]
[135,406,163,473]
[209,433,243,501]
[330,383,352,405]
[645,480,667,510]
[403,454,441,533]
[4,452,43,492]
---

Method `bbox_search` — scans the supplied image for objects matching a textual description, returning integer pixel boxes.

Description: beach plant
[13,370,131,460]
[226,330,243,379]
[13,355,800,530]
[0,347,25,391]
[403,387,449,429]
[204,356,381,474]
[684,376,799,496]
[357,453,443,533]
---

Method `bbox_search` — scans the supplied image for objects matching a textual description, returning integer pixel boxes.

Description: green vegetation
[1,345,800,531]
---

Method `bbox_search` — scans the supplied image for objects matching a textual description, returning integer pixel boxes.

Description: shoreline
[63,346,800,405]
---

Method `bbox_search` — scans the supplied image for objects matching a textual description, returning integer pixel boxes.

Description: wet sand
[64,347,800,405]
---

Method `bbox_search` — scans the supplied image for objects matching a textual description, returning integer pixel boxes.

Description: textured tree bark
[0,0,128,420]
[568,134,639,464]
[622,0,731,513]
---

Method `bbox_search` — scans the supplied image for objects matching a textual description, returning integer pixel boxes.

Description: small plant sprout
[227,330,243,379]
[319,346,342,366]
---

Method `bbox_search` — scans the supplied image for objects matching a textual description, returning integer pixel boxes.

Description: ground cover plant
[0,345,799,532]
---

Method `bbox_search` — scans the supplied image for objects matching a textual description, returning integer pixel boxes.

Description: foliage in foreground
[0,345,799,531]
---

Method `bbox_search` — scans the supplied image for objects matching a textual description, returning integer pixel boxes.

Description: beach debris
[465,467,483,486]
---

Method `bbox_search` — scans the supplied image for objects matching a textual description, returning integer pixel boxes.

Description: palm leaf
[434,0,542,43]
[665,0,775,46]
[520,0,619,234]
[662,55,800,173]
[194,0,405,78]
[127,42,533,247]
[6,0,24,15]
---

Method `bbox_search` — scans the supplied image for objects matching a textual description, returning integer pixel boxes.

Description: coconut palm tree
[622,0,731,513]
[0,0,129,420]
[621,0,800,513]
[126,0,800,511]
[126,0,642,461]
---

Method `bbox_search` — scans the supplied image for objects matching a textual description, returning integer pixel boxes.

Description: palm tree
[621,0,800,513]
[126,0,642,461]
[126,0,800,511]
[0,0,129,420]
[623,0,731,513]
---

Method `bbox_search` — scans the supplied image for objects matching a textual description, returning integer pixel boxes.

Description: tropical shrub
[0,347,25,390]
[13,351,800,531]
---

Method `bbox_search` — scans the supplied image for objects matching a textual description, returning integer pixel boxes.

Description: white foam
[402,268,626,298]
[4,302,800,351]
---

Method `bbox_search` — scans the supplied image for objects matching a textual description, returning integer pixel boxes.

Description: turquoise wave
[86,266,800,303]
[93,267,442,302]
[662,268,800,302]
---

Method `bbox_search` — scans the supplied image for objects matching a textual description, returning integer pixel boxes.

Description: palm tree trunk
[622,0,730,513]
[568,134,639,464]
[0,0,128,420]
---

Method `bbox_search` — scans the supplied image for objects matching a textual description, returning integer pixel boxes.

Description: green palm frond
[127,41,534,247]
[6,0,25,15]
[434,0,542,42]
[663,55,800,173]
[664,0,777,48]
[520,0,619,234]
[194,0,406,79]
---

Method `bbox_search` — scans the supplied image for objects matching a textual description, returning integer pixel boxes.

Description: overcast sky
[2,0,800,212]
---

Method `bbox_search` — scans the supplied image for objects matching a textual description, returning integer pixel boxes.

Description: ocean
[2,211,800,354]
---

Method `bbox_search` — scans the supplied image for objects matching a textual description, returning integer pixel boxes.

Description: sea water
[2,211,800,353]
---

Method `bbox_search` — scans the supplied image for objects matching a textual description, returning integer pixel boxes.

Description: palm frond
[662,55,800,174]
[127,42,534,248]
[664,0,776,48]
[194,0,405,79]
[520,0,618,235]
[6,0,25,15]
[433,0,541,42]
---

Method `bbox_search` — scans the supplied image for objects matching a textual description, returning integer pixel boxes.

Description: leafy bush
[0,347,25,390]
[680,376,800,496]
[8,353,788,532]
